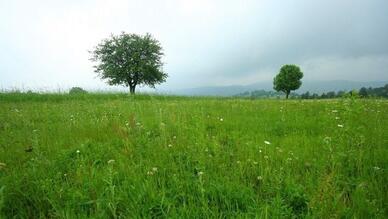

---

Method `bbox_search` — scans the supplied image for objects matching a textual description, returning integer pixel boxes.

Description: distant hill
[171,80,388,96]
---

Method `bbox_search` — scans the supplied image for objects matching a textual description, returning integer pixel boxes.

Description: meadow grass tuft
[0,93,387,218]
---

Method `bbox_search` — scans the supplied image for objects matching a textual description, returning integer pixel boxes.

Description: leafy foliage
[69,87,87,95]
[300,84,388,99]
[90,32,167,94]
[273,65,304,98]
[358,84,388,98]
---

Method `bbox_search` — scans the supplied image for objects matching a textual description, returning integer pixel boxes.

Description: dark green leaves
[90,32,167,93]
[273,64,303,98]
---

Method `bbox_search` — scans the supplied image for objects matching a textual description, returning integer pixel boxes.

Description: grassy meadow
[0,93,387,218]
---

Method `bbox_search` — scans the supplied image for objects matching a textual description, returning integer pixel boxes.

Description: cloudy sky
[1,0,388,91]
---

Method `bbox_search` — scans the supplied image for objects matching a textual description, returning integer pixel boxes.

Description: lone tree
[90,32,167,94]
[273,64,303,99]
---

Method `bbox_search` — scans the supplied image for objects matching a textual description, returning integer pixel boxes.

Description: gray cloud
[0,0,387,91]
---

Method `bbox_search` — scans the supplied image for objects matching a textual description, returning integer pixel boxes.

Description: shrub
[69,87,87,95]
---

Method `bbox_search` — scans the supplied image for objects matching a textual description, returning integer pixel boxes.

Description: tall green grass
[0,93,387,218]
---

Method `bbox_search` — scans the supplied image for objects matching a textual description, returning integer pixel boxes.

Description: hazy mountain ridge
[171,80,388,96]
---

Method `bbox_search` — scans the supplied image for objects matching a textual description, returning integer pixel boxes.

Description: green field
[0,93,387,218]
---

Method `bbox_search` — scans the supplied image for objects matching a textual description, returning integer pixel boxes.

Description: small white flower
[152,167,158,172]
[76,150,80,154]
[198,171,204,176]
[373,166,381,171]
[335,117,340,120]
[173,136,176,139]
[259,150,262,153]
[168,144,172,148]
[220,118,223,122]
[337,124,344,128]
[147,171,154,175]
[257,176,263,181]
[264,141,271,145]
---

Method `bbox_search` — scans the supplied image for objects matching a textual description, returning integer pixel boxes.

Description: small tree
[69,87,87,95]
[273,64,303,99]
[90,32,167,94]
[359,87,368,97]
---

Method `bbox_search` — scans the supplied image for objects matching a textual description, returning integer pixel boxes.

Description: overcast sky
[1,0,388,91]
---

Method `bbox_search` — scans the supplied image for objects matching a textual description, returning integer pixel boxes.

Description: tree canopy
[273,64,303,99]
[90,32,167,94]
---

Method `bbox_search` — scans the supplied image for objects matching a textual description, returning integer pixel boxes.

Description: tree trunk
[129,85,136,94]
[286,91,290,99]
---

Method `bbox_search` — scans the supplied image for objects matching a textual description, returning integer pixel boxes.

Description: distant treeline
[236,84,388,99]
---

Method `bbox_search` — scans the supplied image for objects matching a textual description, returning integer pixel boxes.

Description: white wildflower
[76,150,80,154]
[198,171,204,176]
[257,176,263,181]
[220,118,223,122]
[264,141,271,145]
[337,124,344,128]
